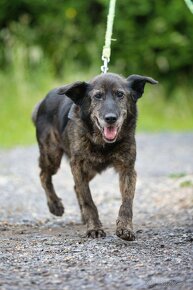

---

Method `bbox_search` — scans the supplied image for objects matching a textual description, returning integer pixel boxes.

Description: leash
[184,0,193,13]
[101,0,117,73]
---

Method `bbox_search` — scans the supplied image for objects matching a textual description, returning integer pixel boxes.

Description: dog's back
[32,88,73,139]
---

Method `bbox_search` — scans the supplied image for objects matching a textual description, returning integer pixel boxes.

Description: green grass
[0,69,53,147]
[169,173,187,179]
[0,63,93,147]
[138,85,193,132]
[180,180,193,188]
[0,67,193,148]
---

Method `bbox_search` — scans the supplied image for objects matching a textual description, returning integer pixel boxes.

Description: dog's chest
[83,152,111,173]
[82,144,119,172]
[70,132,132,172]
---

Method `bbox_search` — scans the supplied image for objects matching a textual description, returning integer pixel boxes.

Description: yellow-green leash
[184,0,193,13]
[101,0,117,73]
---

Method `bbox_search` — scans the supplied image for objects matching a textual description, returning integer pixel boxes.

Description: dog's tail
[31,101,42,125]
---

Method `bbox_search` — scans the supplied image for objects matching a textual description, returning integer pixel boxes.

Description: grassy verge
[0,69,193,148]
[138,85,193,132]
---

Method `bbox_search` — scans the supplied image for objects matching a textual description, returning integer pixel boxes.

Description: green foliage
[0,0,193,85]
[114,0,193,84]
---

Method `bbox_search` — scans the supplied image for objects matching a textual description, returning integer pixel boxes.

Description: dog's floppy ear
[127,75,158,102]
[57,81,89,106]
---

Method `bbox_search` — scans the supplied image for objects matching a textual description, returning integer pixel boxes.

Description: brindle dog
[32,73,157,241]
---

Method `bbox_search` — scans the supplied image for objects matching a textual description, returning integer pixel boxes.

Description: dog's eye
[116,91,124,99]
[94,93,103,100]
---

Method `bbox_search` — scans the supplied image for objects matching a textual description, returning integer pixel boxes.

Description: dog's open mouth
[95,117,119,143]
[103,126,118,142]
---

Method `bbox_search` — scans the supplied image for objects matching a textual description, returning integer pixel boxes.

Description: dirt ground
[0,133,193,290]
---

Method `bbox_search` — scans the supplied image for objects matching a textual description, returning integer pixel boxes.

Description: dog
[32,73,158,241]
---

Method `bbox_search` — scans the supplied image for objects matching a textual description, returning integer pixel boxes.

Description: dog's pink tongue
[104,126,117,140]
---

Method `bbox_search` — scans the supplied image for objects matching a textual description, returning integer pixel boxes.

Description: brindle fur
[32,73,157,240]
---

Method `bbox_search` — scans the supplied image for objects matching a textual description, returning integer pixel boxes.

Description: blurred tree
[0,0,193,90]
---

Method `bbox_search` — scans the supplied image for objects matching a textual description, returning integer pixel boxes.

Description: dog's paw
[116,228,135,241]
[48,199,64,216]
[86,228,106,239]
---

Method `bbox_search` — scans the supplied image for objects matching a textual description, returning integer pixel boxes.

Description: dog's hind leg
[38,131,64,216]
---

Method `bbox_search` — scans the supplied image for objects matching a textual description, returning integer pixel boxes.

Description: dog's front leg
[116,165,136,241]
[70,159,106,238]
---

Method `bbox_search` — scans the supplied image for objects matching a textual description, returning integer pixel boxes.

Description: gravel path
[0,133,193,290]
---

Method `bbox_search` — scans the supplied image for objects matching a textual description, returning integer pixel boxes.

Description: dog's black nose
[104,113,117,124]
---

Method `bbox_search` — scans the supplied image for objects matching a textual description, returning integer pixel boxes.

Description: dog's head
[58,73,158,143]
